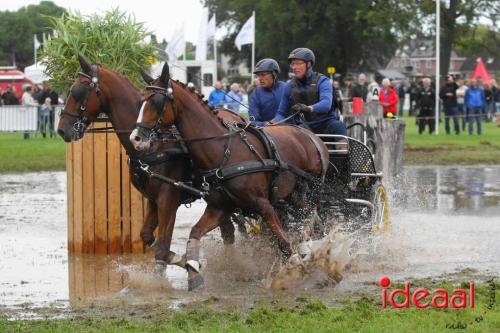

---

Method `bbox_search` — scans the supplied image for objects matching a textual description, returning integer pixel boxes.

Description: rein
[137,81,252,145]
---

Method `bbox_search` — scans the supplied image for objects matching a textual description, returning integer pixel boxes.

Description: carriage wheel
[370,184,390,234]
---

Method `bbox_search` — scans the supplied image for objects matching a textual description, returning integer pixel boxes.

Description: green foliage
[204,0,420,76]
[0,1,66,69]
[41,8,157,93]
[455,25,500,61]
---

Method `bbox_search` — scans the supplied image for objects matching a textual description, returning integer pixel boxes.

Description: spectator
[416,78,435,134]
[342,76,354,102]
[21,86,38,140]
[351,73,368,102]
[397,80,406,117]
[247,78,260,99]
[493,79,499,121]
[1,85,20,105]
[484,82,494,122]
[456,79,468,131]
[42,82,59,138]
[226,83,244,113]
[39,97,52,138]
[465,78,485,135]
[332,79,344,114]
[409,79,420,116]
[378,78,398,118]
[440,75,460,135]
[208,81,227,108]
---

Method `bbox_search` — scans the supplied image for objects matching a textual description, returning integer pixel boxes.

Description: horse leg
[219,214,235,245]
[256,197,293,256]
[140,200,158,246]
[152,187,185,273]
[185,206,228,291]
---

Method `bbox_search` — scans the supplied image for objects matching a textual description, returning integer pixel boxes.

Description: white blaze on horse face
[129,101,147,149]
[137,101,146,123]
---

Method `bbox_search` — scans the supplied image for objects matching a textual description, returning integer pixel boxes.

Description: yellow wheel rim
[371,185,390,234]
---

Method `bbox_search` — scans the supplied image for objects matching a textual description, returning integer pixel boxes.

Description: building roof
[377,69,406,80]
[409,39,463,59]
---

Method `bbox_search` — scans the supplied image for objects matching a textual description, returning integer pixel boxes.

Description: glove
[291,103,311,113]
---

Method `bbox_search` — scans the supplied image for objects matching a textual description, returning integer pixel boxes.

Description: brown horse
[131,62,330,290]
[57,53,242,270]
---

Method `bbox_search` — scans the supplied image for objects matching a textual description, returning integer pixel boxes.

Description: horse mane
[174,80,243,129]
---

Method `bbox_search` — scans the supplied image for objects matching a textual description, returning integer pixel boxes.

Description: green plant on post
[41,8,157,93]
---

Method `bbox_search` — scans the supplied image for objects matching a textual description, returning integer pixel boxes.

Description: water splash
[265,231,355,291]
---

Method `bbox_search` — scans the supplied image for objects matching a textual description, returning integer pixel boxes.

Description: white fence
[0,105,62,132]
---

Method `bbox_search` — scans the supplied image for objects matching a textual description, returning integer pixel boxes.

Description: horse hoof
[154,260,167,278]
[188,274,205,291]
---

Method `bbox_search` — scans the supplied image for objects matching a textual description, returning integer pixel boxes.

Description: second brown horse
[131,62,330,290]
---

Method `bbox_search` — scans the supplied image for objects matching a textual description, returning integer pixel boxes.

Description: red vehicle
[0,66,33,102]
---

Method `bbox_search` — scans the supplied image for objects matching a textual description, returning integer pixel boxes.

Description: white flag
[166,28,185,62]
[195,9,209,61]
[207,14,216,38]
[34,34,41,50]
[234,14,254,51]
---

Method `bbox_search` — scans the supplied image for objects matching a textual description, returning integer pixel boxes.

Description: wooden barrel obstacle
[66,121,147,254]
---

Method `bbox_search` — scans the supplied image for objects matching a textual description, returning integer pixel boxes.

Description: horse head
[130,62,178,151]
[57,52,107,142]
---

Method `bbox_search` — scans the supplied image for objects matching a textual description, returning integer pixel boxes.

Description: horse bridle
[60,64,104,136]
[135,79,176,142]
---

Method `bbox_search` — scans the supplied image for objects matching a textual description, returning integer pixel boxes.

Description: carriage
[232,121,390,250]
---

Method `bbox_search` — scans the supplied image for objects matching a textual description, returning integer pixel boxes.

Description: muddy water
[1,166,499,316]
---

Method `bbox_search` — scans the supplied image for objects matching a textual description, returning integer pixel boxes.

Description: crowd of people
[0,82,60,139]
[400,76,498,135]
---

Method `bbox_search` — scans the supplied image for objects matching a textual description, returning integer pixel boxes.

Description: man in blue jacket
[208,81,227,108]
[249,58,285,126]
[274,48,347,137]
[465,78,486,135]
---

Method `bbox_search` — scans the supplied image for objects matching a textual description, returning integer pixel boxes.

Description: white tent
[24,61,49,84]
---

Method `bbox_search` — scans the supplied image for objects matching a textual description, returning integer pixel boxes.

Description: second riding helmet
[288,48,315,66]
[253,58,281,75]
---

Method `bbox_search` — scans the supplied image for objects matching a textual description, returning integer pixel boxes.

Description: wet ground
[0,166,499,318]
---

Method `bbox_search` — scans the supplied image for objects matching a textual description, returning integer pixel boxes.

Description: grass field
[1,281,498,332]
[403,116,500,165]
[0,132,66,172]
[0,116,498,173]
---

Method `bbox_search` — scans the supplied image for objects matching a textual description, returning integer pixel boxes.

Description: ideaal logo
[379,276,475,309]
[379,276,496,330]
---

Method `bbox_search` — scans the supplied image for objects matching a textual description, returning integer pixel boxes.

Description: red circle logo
[379,276,391,287]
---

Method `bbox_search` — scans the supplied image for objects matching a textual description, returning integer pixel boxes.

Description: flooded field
[0,166,499,318]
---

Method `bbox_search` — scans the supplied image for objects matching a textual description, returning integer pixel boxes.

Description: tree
[416,0,498,79]
[0,1,66,69]
[41,8,157,93]
[204,0,420,77]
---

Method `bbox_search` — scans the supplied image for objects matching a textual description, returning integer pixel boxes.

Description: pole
[251,11,255,81]
[213,13,218,83]
[34,35,37,65]
[182,24,186,61]
[435,0,440,135]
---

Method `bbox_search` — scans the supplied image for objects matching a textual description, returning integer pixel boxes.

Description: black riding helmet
[253,58,281,75]
[288,48,315,66]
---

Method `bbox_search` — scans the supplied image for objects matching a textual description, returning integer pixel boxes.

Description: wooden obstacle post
[66,122,146,254]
